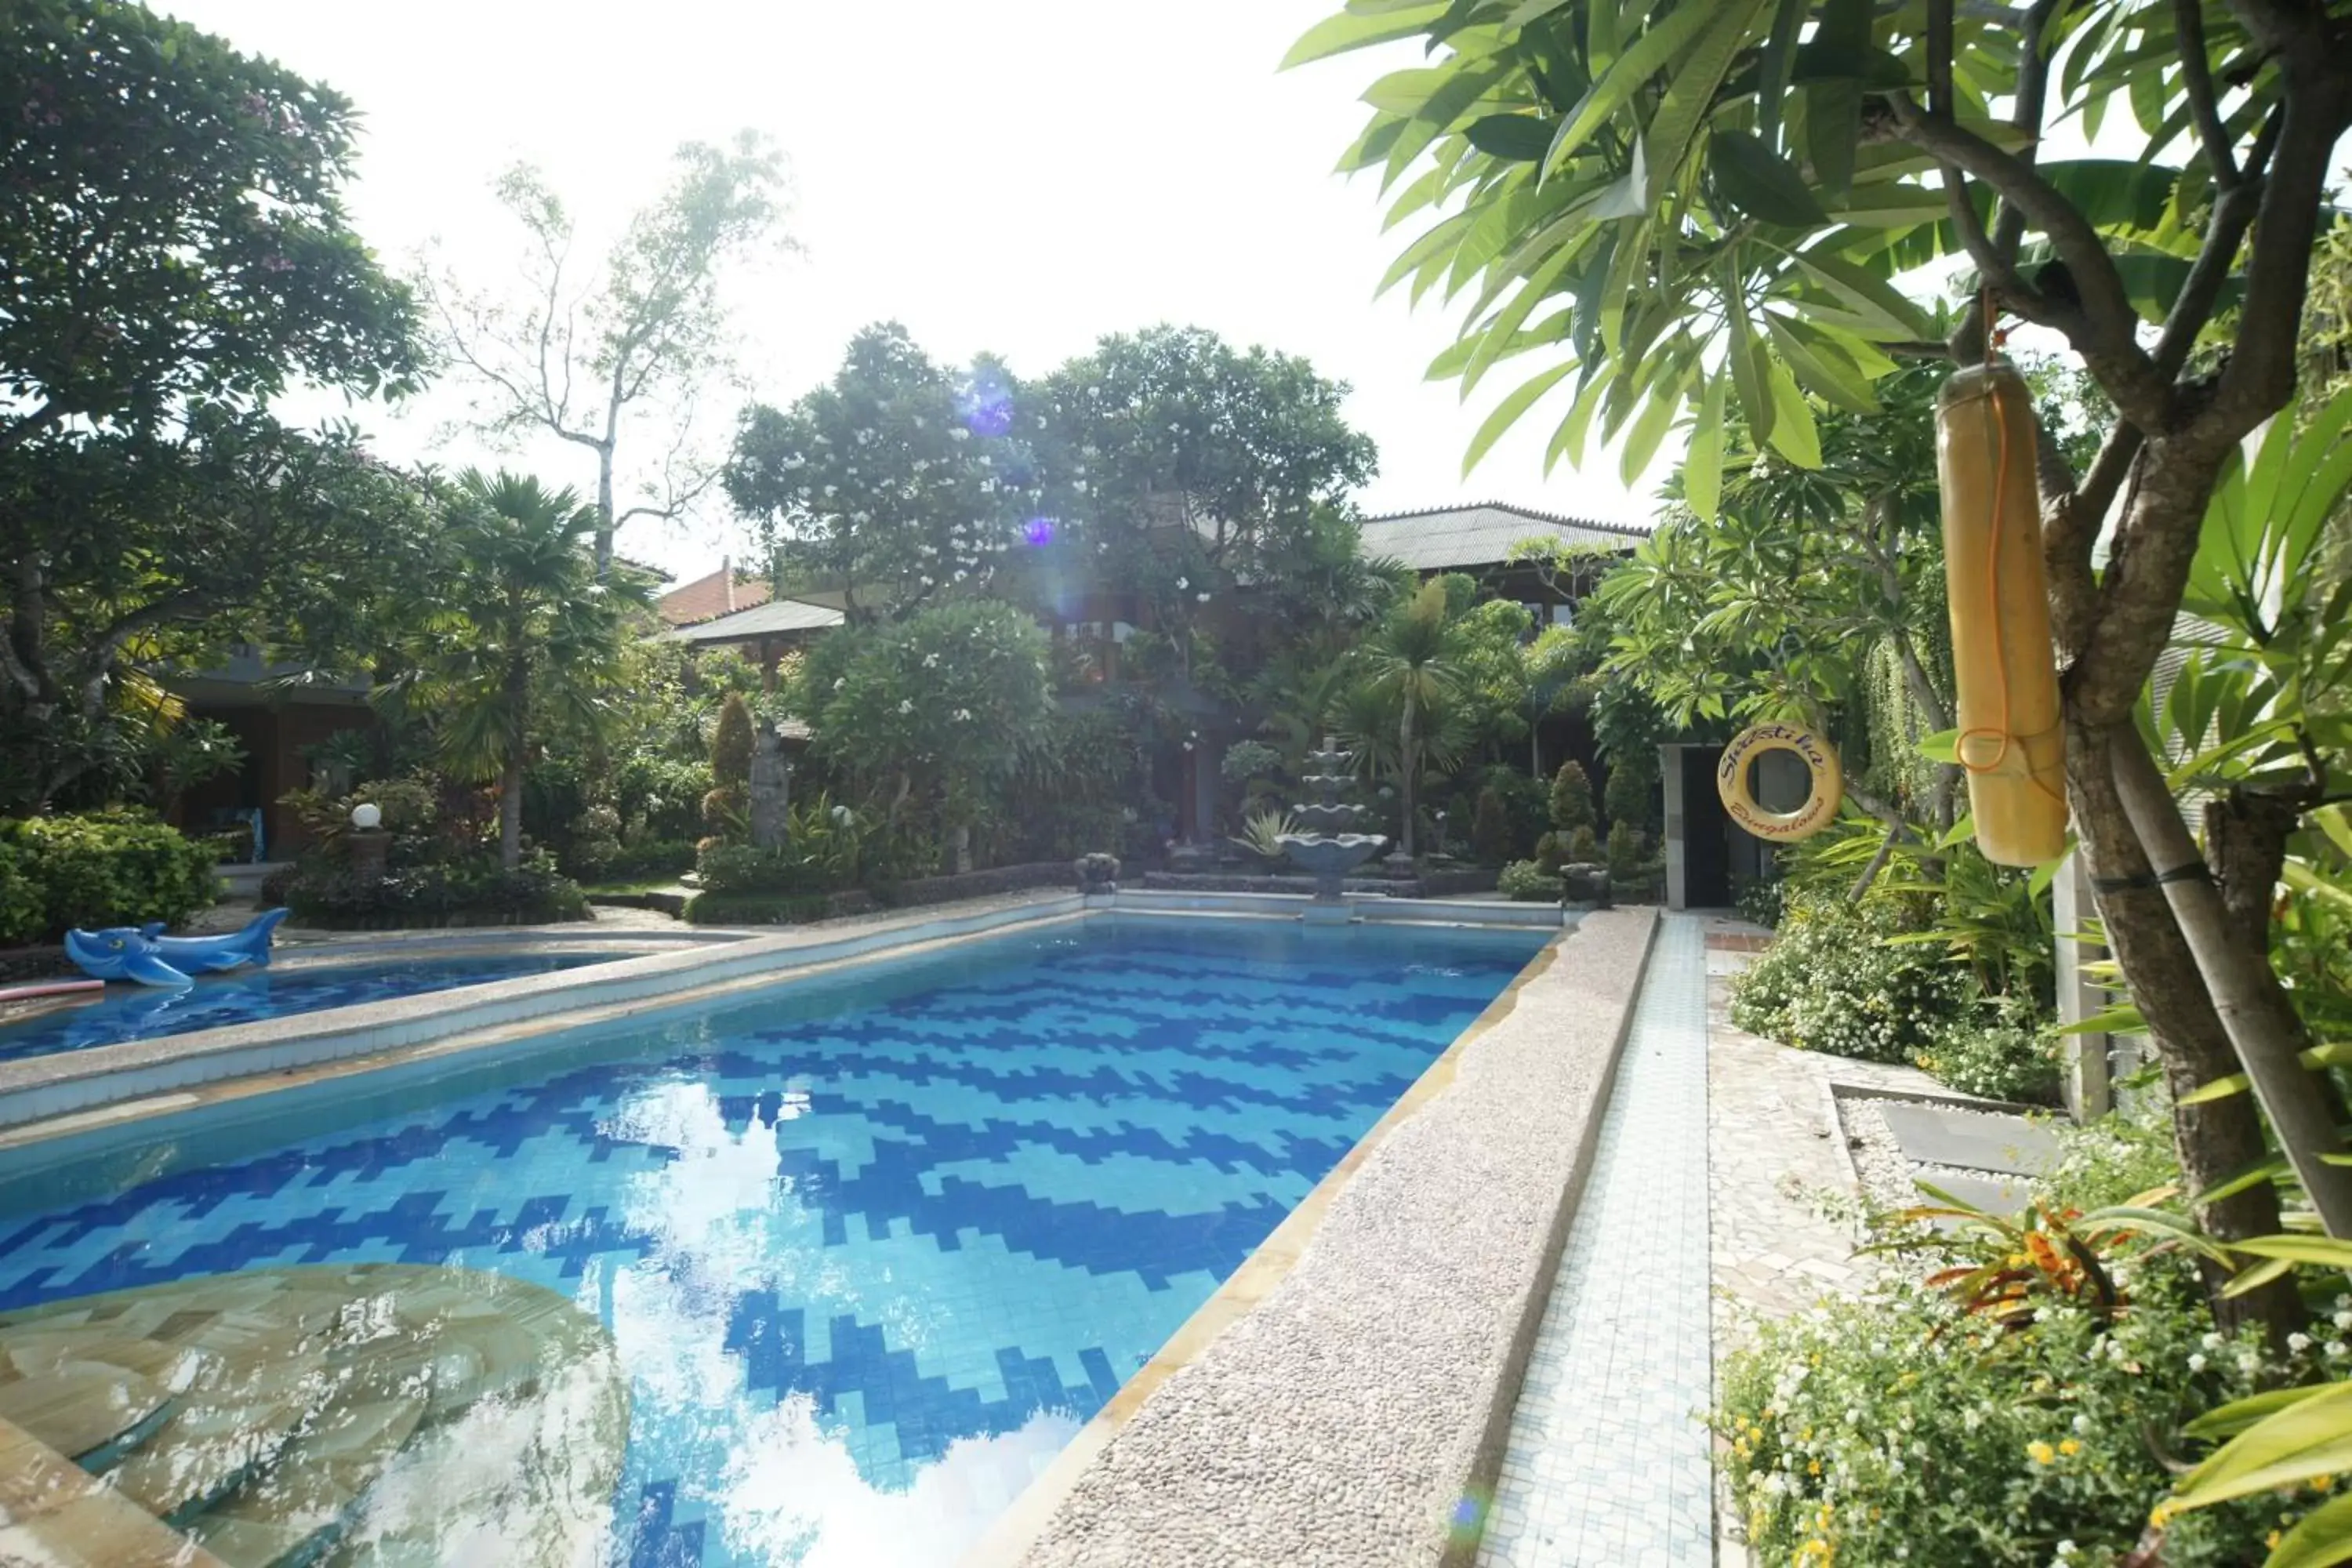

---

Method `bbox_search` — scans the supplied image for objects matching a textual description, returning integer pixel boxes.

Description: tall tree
[1362,579,1468,859]
[723,325,1046,622]
[0,0,424,808]
[405,472,648,869]
[1036,325,1378,588]
[1296,0,2352,1286]
[420,135,791,573]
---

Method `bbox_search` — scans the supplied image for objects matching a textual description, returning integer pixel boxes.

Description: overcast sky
[158,0,1671,583]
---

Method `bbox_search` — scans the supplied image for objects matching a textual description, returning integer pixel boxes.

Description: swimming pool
[0,916,1547,1567]
[0,950,621,1061]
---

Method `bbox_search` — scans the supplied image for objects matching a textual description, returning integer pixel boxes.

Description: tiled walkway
[1476,914,1713,1567]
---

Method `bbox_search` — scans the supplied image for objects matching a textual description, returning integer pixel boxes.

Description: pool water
[0,950,617,1060]
[0,916,1546,1567]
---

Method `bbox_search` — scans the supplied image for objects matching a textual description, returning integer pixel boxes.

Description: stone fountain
[1276,738,1388,916]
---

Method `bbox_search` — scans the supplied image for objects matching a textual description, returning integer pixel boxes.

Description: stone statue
[749,721,792,849]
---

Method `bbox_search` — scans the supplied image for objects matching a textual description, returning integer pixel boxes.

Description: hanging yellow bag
[1935,359,2069,866]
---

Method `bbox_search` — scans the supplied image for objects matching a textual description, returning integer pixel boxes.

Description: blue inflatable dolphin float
[65,908,290,988]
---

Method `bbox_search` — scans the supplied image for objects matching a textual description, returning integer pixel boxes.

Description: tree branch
[2176,0,2242,190]
[2153,109,2281,382]
[1886,93,2170,423]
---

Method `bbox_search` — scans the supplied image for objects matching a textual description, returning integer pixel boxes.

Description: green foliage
[1290,0,2264,503]
[1605,820,1645,885]
[1498,859,1563,902]
[1228,808,1298,866]
[400,471,650,868]
[284,856,588,928]
[1220,740,1282,788]
[710,694,755,789]
[681,891,840,927]
[1469,787,1513,866]
[1731,895,1973,1063]
[1717,1167,2318,1565]
[1912,1000,2061,1105]
[1602,751,1657,834]
[0,812,219,944]
[725,325,1043,620]
[1563,825,1600,864]
[694,792,871,895]
[1548,760,1595,833]
[1,1,426,809]
[802,600,1054,824]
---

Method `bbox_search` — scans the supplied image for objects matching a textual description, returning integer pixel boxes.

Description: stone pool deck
[974,906,1660,1568]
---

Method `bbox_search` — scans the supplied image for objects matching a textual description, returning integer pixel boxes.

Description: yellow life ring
[1716,723,1843,842]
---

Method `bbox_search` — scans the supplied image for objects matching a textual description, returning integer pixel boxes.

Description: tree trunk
[594,446,616,578]
[2067,724,2305,1341]
[1398,688,1418,860]
[499,753,524,872]
[2108,734,2352,1234]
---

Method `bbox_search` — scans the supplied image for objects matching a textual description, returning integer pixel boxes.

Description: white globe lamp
[350,802,383,832]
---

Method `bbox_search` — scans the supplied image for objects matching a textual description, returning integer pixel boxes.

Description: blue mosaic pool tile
[0,919,1546,1568]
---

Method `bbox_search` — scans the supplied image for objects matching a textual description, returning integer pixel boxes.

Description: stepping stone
[1911,1171,2034,1231]
[1879,1102,2060,1176]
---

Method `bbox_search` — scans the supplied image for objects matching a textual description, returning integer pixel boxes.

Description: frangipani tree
[1293,0,2352,1296]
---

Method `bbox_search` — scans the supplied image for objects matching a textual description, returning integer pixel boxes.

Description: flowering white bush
[1731,895,1973,1063]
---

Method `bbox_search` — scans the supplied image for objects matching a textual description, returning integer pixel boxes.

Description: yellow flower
[2317,1474,2340,1494]
[2151,1500,2179,1528]
[2027,1441,2057,1466]
[1809,1459,1823,1476]
[2269,1531,2284,1549]
[2059,1439,2082,1457]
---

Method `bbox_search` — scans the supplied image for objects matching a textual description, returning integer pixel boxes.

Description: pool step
[0,1265,631,1568]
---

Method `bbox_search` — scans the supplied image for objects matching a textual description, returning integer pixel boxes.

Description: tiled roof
[665,597,845,644]
[1356,503,1649,572]
[658,564,775,626]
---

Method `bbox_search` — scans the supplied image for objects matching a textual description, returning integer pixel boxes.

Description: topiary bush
[1564,824,1601,864]
[1468,786,1513,866]
[1605,820,1644,884]
[1548,760,1595,834]
[1602,752,1657,834]
[1730,895,1973,1063]
[0,811,220,943]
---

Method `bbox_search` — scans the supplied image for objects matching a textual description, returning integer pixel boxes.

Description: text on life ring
[1715,724,1843,842]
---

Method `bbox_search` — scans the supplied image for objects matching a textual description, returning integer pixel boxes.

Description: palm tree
[407,470,647,869]
[1359,578,1465,860]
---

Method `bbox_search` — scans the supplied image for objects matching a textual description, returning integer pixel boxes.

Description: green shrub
[1534,831,1566,873]
[1605,820,1644,884]
[1732,873,1788,928]
[1564,824,1600,864]
[1730,895,1973,1062]
[1548,760,1595,833]
[1498,859,1563,902]
[283,855,587,927]
[1716,1111,2322,1567]
[1602,752,1656,833]
[1469,787,1513,866]
[575,838,697,884]
[1914,1000,2061,1104]
[696,841,836,896]
[683,891,838,926]
[0,811,219,942]
[0,844,45,946]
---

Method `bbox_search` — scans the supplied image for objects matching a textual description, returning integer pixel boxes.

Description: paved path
[1476,913,1713,1568]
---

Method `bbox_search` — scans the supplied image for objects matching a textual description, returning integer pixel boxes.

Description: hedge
[281,860,590,930]
[684,889,878,926]
[0,812,220,946]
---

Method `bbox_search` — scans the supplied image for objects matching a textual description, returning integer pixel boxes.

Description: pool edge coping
[961,904,1664,1568]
